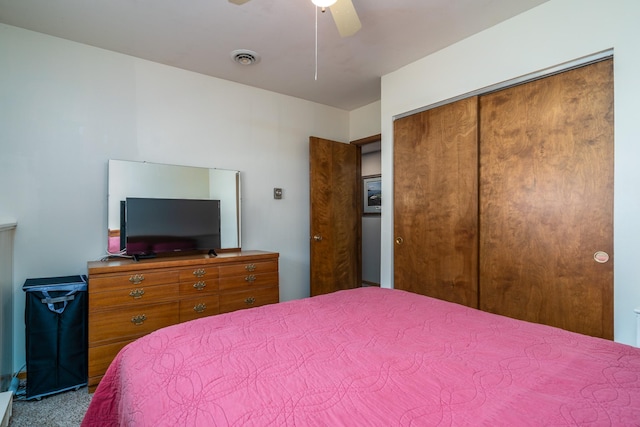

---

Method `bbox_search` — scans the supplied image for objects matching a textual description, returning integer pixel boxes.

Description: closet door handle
[395,237,404,245]
[313,234,323,242]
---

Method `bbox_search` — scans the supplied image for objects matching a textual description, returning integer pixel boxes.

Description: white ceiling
[0,0,549,111]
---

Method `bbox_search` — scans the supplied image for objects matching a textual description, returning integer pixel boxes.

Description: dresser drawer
[90,270,180,292]
[88,339,135,388]
[89,283,179,310]
[218,260,278,277]
[89,302,179,345]
[219,271,278,292]
[179,294,220,323]
[179,266,219,281]
[179,278,218,296]
[219,286,279,314]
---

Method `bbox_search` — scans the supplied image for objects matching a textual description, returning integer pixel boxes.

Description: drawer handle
[193,269,206,278]
[245,275,256,282]
[129,288,145,299]
[245,264,256,272]
[193,303,207,313]
[193,281,207,291]
[129,274,145,285]
[131,314,146,326]
[244,297,256,305]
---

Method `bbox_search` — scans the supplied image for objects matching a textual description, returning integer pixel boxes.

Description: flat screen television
[124,197,221,259]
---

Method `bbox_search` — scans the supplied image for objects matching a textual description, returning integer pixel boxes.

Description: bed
[82,287,640,426]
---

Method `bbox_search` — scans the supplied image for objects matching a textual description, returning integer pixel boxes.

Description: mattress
[82,287,640,426]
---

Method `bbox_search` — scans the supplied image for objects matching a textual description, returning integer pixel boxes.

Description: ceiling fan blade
[330,0,361,37]
[228,0,251,4]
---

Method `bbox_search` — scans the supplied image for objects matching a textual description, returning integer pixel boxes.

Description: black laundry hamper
[22,275,88,400]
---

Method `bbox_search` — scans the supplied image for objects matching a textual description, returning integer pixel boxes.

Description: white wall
[0,24,350,372]
[381,0,640,345]
[351,102,382,285]
[349,101,381,141]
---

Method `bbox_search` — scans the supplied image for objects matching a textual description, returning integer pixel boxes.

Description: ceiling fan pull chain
[315,5,318,81]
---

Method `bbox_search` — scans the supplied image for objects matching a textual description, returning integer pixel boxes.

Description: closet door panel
[479,59,614,339]
[394,97,479,307]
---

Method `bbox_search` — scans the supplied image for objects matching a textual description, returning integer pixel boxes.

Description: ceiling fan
[228,0,362,37]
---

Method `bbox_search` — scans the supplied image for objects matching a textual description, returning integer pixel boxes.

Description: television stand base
[133,253,157,262]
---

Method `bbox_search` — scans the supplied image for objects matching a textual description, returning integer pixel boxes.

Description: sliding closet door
[394,97,479,308]
[479,59,614,339]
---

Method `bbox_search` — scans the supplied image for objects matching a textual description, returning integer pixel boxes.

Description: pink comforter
[82,287,640,426]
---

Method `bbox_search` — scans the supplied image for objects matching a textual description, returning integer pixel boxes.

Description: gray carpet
[9,387,92,427]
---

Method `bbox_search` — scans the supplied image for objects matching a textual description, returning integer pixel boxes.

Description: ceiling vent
[231,49,260,66]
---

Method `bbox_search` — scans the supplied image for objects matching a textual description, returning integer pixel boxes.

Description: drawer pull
[129,274,145,285]
[245,264,256,272]
[129,288,145,299]
[245,275,256,282]
[193,269,206,278]
[131,314,147,325]
[244,297,256,305]
[193,303,207,313]
[193,281,207,291]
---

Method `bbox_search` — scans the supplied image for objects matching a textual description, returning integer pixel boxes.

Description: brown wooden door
[479,59,614,339]
[309,137,361,296]
[393,97,479,307]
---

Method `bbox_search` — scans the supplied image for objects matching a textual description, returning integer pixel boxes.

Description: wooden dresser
[86,250,279,391]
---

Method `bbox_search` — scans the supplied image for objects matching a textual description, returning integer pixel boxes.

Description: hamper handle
[40,295,76,305]
[40,290,77,314]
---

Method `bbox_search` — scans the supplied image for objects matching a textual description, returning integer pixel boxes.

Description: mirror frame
[107,160,241,254]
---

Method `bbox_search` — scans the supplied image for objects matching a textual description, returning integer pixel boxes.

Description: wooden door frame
[351,134,382,147]
[351,133,382,287]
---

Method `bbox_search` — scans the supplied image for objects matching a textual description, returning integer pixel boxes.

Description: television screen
[125,197,221,257]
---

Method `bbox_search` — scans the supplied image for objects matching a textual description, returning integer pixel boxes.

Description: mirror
[108,160,241,253]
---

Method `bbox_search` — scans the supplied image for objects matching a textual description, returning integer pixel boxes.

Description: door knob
[593,251,610,263]
[313,234,323,242]
[396,237,404,245]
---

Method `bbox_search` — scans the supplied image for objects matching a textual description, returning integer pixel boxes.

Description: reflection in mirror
[108,160,241,254]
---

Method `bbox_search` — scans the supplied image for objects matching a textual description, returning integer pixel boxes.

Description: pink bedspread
[82,287,640,426]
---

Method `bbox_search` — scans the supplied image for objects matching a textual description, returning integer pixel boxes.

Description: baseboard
[362,281,380,287]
